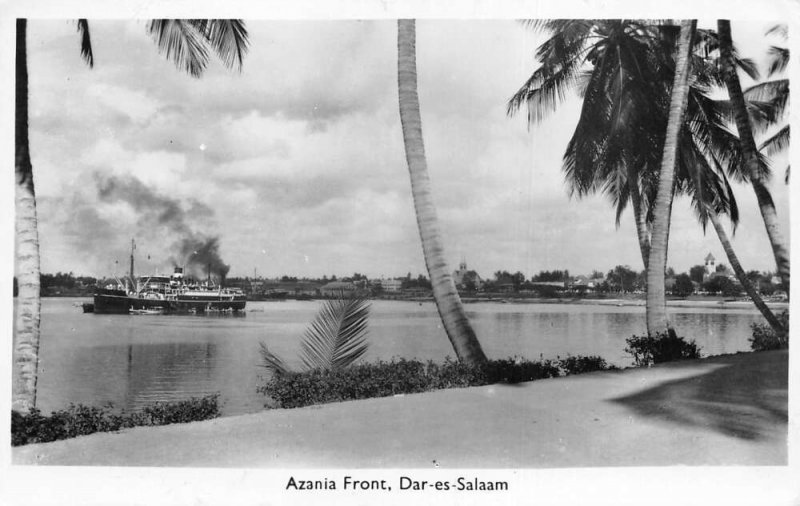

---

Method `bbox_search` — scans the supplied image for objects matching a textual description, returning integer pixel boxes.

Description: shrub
[11,394,220,447]
[258,355,612,409]
[749,310,789,351]
[483,357,561,383]
[557,355,615,375]
[624,332,702,367]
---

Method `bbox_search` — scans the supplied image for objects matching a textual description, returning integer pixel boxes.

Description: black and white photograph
[3,1,797,505]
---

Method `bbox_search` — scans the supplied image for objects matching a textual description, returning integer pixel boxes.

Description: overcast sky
[24,19,789,280]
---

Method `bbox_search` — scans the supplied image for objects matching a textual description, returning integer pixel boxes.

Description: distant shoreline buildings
[31,252,784,300]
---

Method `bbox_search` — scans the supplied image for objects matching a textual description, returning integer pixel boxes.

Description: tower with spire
[704,252,716,280]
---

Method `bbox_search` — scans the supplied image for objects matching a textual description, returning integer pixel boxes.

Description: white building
[379,278,402,292]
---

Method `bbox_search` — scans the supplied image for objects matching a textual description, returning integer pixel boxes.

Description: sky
[21,18,790,281]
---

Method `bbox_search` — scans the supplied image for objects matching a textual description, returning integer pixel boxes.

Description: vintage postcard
[3,1,797,505]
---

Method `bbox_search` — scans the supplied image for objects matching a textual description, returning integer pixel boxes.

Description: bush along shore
[749,310,789,351]
[259,355,615,409]
[12,394,220,446]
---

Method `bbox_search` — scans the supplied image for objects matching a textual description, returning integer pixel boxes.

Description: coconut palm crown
[507,20,754,267]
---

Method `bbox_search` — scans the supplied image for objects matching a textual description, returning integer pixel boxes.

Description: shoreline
[47,294,789,312]
[12,349,788,468]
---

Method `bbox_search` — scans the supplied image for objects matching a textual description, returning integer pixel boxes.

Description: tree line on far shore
[28,263,784,300]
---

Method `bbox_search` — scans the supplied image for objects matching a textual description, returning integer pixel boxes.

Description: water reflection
[34,298,770,416]
[38,341,220,412]
[122,342,218,408]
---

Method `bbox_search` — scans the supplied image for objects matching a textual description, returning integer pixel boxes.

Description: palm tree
[687,135,786,335]
[669,33,784,334]
[507,20,783,335]
[13,19,249,413]
[14,19,41,416]
[646,19,696,336]
[396,19,487,365]
[717,20,790,295]
[507,21,656,266]
[507,21,751,271]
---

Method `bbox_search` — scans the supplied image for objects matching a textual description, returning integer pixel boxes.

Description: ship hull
[93,289,246,314]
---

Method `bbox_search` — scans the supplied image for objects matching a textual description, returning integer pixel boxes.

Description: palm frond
[741,79,790,135]
[187,19,249,72]
[299,296,370,372]
[147,19,210,78]
[694,28,760,83]
[714,97,782,134]
[680,140,709,231]
[767,46,789,76]
[258,342,292,376]
[719,158,740,227]
[696,144,739,226]
[734,56,760,81]
[613,173,630,227]
[76,19,94,68]
[507,20,595,122]
[744,79,788,104]
[759,124,790,157]
[258,295,371,376]
[764,24,789,77]
[766,24,788,39]
[518,19,560,32]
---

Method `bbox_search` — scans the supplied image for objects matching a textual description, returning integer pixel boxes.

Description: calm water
[34,297,768,416]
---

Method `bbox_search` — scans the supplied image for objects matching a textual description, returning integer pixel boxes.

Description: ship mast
[129,238,136,285]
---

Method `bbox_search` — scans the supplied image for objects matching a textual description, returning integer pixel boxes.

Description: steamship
[92,241,246,314]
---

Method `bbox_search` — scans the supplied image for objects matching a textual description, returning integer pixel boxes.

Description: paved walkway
[12,350,788,467]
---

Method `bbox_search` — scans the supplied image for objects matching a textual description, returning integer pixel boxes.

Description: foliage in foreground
[624,332,702,367]
[260,296,370,375]
[11,394,220,446]
[258,355,615,409]
[750,310,789,351]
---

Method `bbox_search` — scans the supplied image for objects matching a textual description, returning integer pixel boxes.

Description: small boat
[81,303,95,313]
[129,307,165,315]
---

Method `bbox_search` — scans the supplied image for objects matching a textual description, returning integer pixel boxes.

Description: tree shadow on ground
[610,351,788,441]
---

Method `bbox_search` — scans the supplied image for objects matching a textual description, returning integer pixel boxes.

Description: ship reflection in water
[36,302,266,417]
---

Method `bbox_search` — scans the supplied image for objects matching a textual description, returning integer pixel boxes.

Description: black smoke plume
[95,173,230,281]
[178,235,231,282]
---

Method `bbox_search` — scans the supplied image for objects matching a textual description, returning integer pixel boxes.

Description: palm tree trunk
[718,20,790,296]
[14,18,42,413]
[646,20,696,336]
[708,210,785,334]
[397,19,487,365]
[627,163,650,269]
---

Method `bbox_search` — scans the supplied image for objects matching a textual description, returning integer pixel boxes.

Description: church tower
[704,253,716,277]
